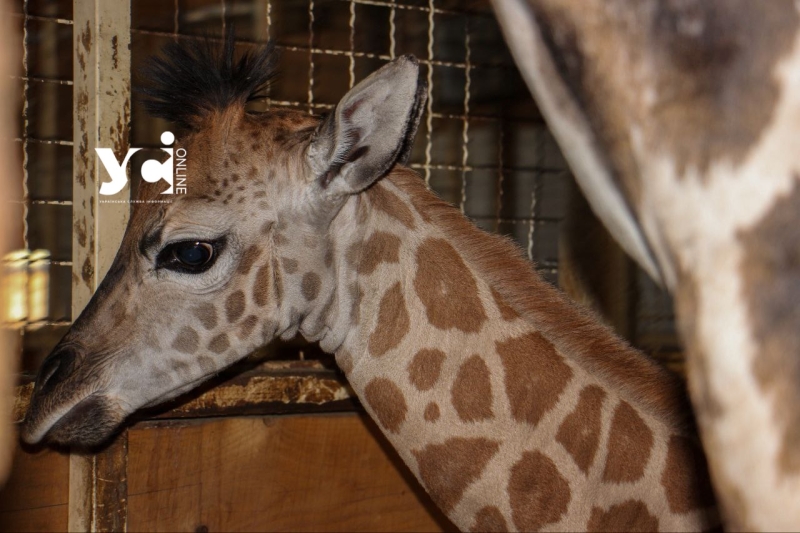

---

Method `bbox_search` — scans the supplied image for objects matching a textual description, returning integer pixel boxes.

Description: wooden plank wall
[128,414,453,532]
[0,445,69,532]
[0,413,454,532]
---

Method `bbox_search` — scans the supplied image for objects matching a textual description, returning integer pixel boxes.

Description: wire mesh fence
[7,0,73,375]
[8,0,678,374]
[130,0,567,281]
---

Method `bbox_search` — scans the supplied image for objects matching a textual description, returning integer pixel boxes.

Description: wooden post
[71,0,131,530]
[0,0,23,487]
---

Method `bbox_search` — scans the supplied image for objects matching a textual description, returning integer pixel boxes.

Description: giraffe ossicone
[23,34,719,531]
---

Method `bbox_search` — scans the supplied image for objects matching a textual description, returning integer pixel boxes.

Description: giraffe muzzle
[22,342,126,448]
[34,346,77,395]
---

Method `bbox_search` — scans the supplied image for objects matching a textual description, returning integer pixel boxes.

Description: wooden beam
[144,364,356,420]
[71,0,131,530]
[13,362,357,424]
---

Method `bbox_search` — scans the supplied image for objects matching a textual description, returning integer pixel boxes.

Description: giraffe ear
[308,55,426,196]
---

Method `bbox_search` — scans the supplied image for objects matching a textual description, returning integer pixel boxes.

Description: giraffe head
[22,35,426,447]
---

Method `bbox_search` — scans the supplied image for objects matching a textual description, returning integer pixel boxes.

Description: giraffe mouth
[22,355,225,447]
[22,392,126,448]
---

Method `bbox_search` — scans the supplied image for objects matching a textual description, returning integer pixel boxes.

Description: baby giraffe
[22,36,719,531]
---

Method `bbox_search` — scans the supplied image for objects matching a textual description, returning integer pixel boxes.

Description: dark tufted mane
[137,29,277,130]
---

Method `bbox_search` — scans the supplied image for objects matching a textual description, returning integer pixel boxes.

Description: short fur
[138,29,278,130]
[387,169,695,430]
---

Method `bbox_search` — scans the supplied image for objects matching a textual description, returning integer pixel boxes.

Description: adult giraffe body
[490,0,800,529]
[23,36,718,531]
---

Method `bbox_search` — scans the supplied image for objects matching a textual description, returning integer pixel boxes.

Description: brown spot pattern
[650,2,799,177]
[253,263,271,307]
[359,231,401,275]
[301,272,321,301]
[238,315,258,339]
[423,402,440,422]
[367,184,417,229]
[281,257,298,274]
[208,333,230,354]
[364,378,407,433]
[401,177,433,223]
[173,360,191,377]
[497,332,573,426]
[491,287,519,321]
[336,349,354,375]
[193,303,217,330]
[225,290,245,322]
[171,327,199,355]
[349,283,362,325]
[529,1,799,194]
[451,355,493,422]
[739,179,800,474]
[413,437,500,513]
[602,401,654,483]
[414,238,487,333]
[661,435,716,513]
[198,356,216,374]
[587,500,659,532]
[368,283,409,357]
[470,506,508,533]
[237,245,262,275]
[273,257,283,302]
[508,451,570,531]
[407,349,446,391]
[556,385,607,473]
[387,171,692,425]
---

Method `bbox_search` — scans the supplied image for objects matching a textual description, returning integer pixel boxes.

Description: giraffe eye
[156,240,223,273]
[174,242,212,265]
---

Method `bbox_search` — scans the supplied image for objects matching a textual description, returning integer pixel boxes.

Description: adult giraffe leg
[491,0,800,529]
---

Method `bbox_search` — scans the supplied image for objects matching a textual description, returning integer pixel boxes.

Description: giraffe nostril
[36,348,77,392]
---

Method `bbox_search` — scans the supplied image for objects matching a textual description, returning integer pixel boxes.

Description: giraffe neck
[325,169,718,531]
